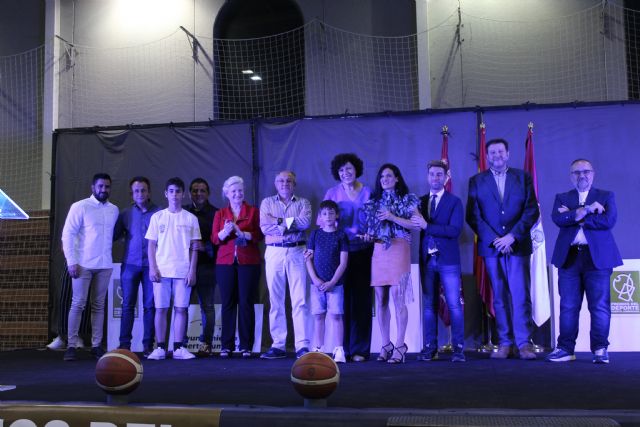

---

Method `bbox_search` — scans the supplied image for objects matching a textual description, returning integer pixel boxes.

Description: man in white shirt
[61,173,119,361]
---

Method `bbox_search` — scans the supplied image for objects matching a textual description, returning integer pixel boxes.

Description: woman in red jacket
[211,176,263,358]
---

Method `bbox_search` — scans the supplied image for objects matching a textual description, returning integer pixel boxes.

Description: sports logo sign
[611,271,640,314]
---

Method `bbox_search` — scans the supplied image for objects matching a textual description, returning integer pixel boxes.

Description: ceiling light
[250,75,262,81]
[241,69,254,74]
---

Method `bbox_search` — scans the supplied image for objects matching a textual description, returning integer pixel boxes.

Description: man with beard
[546,159,622,364]
[61,173,119,361]
[466,139,540,360]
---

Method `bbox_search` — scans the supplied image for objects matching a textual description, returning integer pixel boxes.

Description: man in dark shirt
[184,178,218,357]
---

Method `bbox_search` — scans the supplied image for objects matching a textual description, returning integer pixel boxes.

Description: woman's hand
[223,219,235,236]
[357,233,374,242]
[376,207,394,222]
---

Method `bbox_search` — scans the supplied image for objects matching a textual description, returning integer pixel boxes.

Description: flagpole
[439,124,454,353]
[475,121,498,354]
[524,121,551,353]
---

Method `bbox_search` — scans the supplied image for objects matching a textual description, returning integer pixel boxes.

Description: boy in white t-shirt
[145,177,201,360]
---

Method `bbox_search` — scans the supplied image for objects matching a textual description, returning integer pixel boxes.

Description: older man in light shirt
[259,171,312,359]
[61,173,119,361]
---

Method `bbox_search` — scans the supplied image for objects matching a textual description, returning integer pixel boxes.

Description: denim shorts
[153,278,191,308]
[310,284,344,315]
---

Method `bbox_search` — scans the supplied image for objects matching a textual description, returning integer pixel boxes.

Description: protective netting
[2,3,640,209]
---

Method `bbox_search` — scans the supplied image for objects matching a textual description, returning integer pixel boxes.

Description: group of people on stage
[56,137,621,365]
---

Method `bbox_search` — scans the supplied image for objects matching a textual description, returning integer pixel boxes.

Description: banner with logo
[107,264,264,353]
[551,259,640,351]
[107,264,145,352]
[168,303,263,353]
[0,403,220,427]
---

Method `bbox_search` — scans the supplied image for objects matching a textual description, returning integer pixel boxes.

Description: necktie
[429,194,437,220]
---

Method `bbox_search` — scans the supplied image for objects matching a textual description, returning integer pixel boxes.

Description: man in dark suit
[546,159,622,364]
[466,138,540,360]
[412,160,465,362]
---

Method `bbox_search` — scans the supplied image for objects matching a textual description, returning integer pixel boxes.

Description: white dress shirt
[61,194,119,268]
[571,190,590,245]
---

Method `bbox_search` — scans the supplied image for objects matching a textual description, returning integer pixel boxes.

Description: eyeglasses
[571,169,593,177]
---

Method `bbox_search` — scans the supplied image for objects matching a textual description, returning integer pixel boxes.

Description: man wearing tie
[466,138,540,360]
[546,159,622,364]
[412,160,465,362]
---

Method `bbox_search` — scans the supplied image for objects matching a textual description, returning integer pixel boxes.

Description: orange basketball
[95,349,143,395]
[290,352,340,399]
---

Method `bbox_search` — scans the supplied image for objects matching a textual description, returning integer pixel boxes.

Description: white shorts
[153,278,191,309]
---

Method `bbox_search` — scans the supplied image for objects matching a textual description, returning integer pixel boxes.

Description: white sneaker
[333,346,346,363]
[173,347,195,360]
[46,336,66,351]
[147,347,166,360]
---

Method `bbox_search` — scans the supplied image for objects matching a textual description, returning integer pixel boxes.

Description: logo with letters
[112,279,138,318]
[610,271,640,314]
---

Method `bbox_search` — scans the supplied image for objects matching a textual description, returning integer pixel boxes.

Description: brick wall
[0,210,50,350]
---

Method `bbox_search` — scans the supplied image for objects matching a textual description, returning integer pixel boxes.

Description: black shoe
[417,346,438,361]
[451,345,466,362]
[91,346,105,359]
[296,347,310,359]
[143,346,153,359]
[260,347,287,359]
[63,347,77,361]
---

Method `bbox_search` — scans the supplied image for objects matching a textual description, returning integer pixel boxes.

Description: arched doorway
[213,0,305,120]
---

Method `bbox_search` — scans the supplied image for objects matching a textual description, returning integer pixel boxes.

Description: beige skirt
[371,236,412,284]
[371,238,413,303]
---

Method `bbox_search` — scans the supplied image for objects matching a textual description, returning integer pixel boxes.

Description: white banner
[107,264,145,352]
[107,263,264,353]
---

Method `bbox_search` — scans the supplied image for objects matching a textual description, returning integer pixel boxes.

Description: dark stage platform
[1,349,640,426]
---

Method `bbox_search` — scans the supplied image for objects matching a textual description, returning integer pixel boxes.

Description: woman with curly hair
[322,153,373,362]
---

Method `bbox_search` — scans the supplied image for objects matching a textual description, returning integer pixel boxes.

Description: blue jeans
[421,257,464,348]
[194,263,216,345]
[119,264,155,349]
[557,247,611,353]
[484,255,533,348]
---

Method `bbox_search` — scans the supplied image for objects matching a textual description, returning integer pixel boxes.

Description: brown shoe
[490,345,512,359]
[518,344,537,360]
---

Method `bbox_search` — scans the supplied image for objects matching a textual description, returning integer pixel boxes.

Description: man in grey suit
[546,159,622,364]
[466,138,540,360]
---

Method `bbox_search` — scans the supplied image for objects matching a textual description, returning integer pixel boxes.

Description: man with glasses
[547,159,622,364]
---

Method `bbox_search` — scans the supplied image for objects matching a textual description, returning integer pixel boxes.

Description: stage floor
[1,349,640,426]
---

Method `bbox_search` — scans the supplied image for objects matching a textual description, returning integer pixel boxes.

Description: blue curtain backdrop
[52,102,640,344]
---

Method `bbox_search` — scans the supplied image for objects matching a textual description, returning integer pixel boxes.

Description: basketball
[95,349,144,395]
[290,352,340,399]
